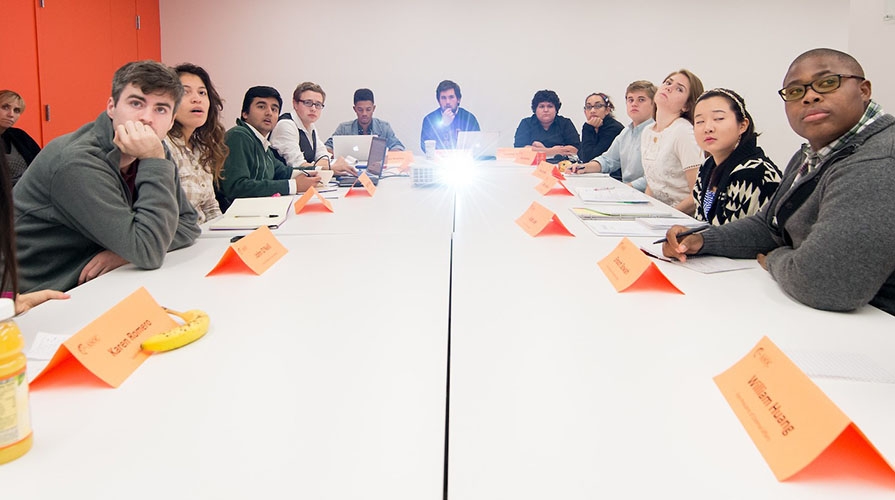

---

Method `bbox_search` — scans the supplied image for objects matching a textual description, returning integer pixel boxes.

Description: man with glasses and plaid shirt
[662,48,895,316]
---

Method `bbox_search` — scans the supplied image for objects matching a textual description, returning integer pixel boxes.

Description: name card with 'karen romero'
[30,287,178,388]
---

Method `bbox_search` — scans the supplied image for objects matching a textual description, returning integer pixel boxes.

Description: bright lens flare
[437,150,478,186]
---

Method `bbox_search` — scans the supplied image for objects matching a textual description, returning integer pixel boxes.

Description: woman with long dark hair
[165,63,229,223]
[691,88,781,225]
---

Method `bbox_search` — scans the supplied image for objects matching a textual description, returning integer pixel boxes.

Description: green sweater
[216,119,293,211]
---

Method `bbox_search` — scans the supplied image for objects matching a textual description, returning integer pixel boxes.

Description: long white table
[9,233,451,498]
[6,162,895,499]
[448,166,895,498]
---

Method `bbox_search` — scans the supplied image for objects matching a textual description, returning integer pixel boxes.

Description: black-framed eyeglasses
[584,104,607,111]
[298,99,325,109]
[777,74,865,102]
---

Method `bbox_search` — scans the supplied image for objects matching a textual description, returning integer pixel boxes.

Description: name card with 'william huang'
[206,225,288,276]
[714,336,895,482]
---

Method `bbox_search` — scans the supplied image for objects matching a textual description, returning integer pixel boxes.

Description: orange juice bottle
[0,298,33,464]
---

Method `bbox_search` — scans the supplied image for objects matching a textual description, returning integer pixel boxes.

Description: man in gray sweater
[13,61,200,293]
[663,48,895,316]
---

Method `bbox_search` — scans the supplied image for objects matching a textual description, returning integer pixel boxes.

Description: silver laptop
[456,131,499,159]
[337,137,388,187]
[332,135,376,162]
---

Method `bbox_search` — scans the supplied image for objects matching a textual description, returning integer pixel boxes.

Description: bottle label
[0,367,31,450]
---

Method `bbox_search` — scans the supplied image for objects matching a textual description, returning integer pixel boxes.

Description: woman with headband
[691,88,781,225]
[578,92,623,163]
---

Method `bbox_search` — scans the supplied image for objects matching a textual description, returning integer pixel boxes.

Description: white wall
[160,0,849,167]
[850,0,895,111]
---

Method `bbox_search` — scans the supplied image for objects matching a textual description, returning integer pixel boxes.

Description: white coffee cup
[425,140,436,160]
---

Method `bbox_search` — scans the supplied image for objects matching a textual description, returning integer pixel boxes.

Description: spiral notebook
[208,196,294,230]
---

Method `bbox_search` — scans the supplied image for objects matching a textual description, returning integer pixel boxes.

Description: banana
[557,160,571,173]
[141,308,210,352]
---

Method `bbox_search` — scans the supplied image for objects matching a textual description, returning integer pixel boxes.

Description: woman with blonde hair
[641,69,705,215]
[0,90,41,186]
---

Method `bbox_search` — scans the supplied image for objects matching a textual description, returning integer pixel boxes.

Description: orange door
[2,0,42,145]
[35,0,114,141]
[136,0,161,61]
[111,0,139,71]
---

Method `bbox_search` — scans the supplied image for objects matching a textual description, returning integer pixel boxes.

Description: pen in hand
[653,225,711,245]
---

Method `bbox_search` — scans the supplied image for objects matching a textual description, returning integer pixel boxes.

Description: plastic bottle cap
[0,298,15,322]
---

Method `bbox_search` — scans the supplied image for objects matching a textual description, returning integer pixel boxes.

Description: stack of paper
[635,217,705,229]
[576,186,650,203]
[585,221,666,237]
[570,206,672,221]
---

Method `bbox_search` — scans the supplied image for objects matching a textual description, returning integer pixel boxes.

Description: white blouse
[641,117,703,207]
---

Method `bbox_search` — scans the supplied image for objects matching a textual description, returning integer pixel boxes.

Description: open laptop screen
[366,137,388,176]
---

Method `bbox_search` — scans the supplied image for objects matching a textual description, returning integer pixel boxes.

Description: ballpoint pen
[653,225,711,244]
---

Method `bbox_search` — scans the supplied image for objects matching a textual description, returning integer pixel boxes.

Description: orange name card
[496,147,520,160]
[206,225,288,276]
[514,148,538,166]
[293,186,334,214]
[386,150,414,170]
[31,287,178,388]
[345,171,376,197]
[551,165,566,180]
[514,201,574,237]
[715,336,894,481]
[533,161,553,179]
[534,174,574,196]
[597,237,683,294]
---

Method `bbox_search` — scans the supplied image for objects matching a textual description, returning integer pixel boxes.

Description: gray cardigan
[13,112,200,293]
[700,113,895,315]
